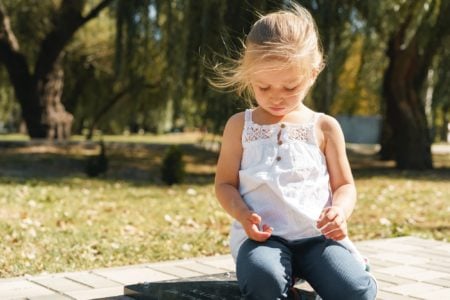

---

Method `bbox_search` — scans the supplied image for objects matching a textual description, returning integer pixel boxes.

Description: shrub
[85,140,108,177]
[161,145,185,185]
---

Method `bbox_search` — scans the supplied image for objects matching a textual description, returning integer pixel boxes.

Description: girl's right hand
[239,212,273,242]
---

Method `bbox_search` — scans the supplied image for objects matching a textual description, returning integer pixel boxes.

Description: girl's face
[250,62,312,117]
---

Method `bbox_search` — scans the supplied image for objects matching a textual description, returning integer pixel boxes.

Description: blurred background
[0,0,449,278]
[0,0,448,169]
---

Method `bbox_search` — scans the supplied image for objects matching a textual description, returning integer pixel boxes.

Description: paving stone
[377,265,448,281]
[436,244,450,253]
[0,280,55,298]
[177,261,230,275]
[413,249,450,261]
[93,267,176,285]
[371,252,429,265]
[0,237,448,300]
[30,276,91,293]
[368,258,398,269]
[65,272,121,288]
[148,264,204,278]
[423,276,450,288]
[376,290,421,300]
[64,286,124,300]
[353,244,380,254]
[385,282,443,297]
[375,279,397,291]
[418,287,450,299]
[400,237,446,248]
[28,294,72,300]
[371,271,416,285]
[416,262,450,273]
[195,256,235,272]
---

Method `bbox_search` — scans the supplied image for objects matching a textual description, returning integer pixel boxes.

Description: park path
[0,236,449,299]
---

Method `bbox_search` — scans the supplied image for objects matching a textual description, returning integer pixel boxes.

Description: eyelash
[259,86,298,92]
[284,86,298,91]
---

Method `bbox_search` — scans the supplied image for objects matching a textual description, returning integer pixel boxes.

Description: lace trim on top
[243,124,277,143]
[242,109,318,144]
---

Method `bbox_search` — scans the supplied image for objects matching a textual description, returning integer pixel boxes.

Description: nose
[270,96,284,104]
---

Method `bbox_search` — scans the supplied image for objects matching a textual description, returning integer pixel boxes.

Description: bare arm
[215,113,272,241]
[316,115,356,240]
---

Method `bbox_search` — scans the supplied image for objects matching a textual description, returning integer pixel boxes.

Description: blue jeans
[236,236,377,300]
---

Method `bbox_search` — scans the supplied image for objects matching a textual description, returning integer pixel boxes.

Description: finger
[322,221,347,238]
[262,225,273,239]
[316,207,332,228]
[325,209,338,222]
[324,229,346,241]
[249,213,262,225]
[322,227,341,238]
[250,229,271,241]
[249,223,271,240]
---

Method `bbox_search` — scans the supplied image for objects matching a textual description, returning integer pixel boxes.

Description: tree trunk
[382,34,432,169]
[0,0,114,139]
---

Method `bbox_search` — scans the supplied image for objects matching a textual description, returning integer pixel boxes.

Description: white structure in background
[448,123,450,142]
[336,115,382,144]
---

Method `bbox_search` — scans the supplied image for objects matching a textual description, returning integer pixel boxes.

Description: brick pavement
[1,236,449,299]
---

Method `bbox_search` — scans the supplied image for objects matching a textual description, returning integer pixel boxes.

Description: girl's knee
[359,274,378,300]
[238,269,290,300]
[335,274,377,300]
[236,240,292,299]
[313,272,377,300]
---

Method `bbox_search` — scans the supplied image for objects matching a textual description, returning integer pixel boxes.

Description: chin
[269,108,286,116]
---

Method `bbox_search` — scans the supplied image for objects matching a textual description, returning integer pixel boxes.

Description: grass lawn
[0,133,449,278]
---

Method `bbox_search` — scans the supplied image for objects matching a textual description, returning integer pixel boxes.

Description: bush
[161,145,185,185]
[85,140,108,177]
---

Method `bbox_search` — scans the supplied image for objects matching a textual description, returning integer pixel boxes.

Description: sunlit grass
[0,180,231,277]
[0,136,448,278]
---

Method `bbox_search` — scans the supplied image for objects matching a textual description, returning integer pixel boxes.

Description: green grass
[0,134,449,278]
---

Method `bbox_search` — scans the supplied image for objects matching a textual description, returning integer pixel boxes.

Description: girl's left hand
[316,206,347,241]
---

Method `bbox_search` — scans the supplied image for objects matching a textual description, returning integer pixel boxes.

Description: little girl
[213,3,377,300]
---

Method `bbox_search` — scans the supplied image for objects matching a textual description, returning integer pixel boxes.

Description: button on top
[276,156,281,161]
[278,140,283,145]
[280,123,286,128]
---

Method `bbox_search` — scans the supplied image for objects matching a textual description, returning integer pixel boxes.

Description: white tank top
[230,109,365,269]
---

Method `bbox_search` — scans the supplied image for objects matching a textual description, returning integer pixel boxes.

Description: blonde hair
[210,3,324,102]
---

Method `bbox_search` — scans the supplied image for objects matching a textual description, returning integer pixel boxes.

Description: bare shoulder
[317,114,342,134]
[315,114,345,152]
[224,112,245,131]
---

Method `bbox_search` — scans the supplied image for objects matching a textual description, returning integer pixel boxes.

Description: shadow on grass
[1,140,449,186]
[0,141,217,186]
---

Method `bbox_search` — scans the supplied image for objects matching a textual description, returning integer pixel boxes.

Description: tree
[381,0,450,169]
[0,0,114,139]
[356,0,450,169]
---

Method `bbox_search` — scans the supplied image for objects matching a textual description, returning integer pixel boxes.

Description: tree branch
[0,0,19,52]
[83,0,115,23]
[0,0,33,92]
[34,0,116,81]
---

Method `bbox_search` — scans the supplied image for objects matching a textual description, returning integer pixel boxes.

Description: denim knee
[238,266,290,300]
[236,239,292,300]
[358,274,378,300]
[320,273,377,300]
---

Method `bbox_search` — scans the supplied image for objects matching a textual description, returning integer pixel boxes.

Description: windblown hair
[209,3,324,102]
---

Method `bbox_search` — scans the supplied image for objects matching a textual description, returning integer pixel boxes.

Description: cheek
[253,90,266,100]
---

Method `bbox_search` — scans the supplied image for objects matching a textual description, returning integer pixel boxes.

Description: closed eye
[284,85,299,91]
[259,86,270,91]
